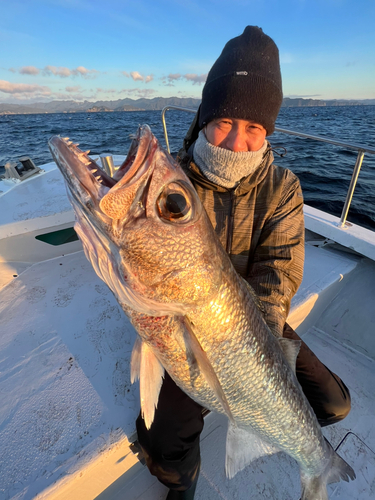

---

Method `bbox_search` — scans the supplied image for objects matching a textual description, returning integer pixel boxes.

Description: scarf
[193,130,267,189]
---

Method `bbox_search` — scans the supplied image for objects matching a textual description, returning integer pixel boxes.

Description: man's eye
[218,120,231,127]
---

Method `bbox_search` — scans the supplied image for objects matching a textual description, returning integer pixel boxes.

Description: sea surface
[1,106,374,230]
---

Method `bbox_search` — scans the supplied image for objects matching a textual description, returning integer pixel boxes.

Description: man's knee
[318,376,351,427]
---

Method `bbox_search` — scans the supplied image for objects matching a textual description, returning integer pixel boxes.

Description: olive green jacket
[177,128,304,337]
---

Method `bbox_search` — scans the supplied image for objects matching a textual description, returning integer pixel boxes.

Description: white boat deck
[1,237,375,499]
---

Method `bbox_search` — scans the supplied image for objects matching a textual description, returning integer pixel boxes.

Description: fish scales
[186,258,326,470]
[49,125,355,499]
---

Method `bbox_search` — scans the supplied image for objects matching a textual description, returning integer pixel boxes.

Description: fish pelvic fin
[130,337,165,429]
[225,422,279,479]
[300,440,355,500]
[183,317,235,423]
[130,336,142,383]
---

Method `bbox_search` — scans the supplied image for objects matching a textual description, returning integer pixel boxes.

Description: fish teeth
[76,152,91,165]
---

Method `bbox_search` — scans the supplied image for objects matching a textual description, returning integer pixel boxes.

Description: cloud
[52,91,97,101]
[74,65,100,77]
[9,65,100,78]
[135,88,156,97]
[0,80,51,96]
[161,73,207,86]
[65,85,82,93]
[123,71,154,83]
[43,65,71,77]
[42,65,100,78]
[285,94,322,98]
[120,88,137,93]
[130,71,144,82]
[168,73,182,80]
[184,73,207,85]
[163,73,182,85]
[120,87,157,98]
[20,66,40,75]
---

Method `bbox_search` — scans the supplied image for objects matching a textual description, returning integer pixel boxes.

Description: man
[136,26,351,499]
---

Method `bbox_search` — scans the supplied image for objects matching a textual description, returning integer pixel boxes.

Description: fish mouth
[48,125,158,219]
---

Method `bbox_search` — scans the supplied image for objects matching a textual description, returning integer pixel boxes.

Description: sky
[1,0,374,104]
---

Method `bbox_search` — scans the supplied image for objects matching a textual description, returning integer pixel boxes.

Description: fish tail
[300,442,355,500]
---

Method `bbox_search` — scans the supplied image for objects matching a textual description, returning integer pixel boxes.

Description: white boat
[1,108,375,500]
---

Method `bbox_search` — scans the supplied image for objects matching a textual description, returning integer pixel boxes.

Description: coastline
[1,97,375,115]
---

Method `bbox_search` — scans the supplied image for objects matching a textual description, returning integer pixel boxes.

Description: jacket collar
[179,143,275,194]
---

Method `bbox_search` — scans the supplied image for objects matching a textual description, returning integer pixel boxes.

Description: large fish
[49,125,355,499]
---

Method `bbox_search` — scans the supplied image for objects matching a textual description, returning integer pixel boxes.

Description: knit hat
[199,26,283,135]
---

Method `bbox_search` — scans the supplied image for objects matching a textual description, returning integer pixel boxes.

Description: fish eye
[165,193,187,217]
[157,182,195,223]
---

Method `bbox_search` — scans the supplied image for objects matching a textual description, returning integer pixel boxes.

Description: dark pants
[136,323,351,492]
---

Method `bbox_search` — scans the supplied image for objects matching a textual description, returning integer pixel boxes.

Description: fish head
[49,125,223,316]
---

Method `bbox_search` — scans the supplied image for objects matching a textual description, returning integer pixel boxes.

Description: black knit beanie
[199,26,283,135]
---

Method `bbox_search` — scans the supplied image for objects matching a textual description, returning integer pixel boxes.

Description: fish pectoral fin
[225,423,280,479]
[278,338,301,375]
[183,317,235,424]
[131,337,165,429]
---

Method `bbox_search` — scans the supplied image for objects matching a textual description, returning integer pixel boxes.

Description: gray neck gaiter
[193,130,267,189]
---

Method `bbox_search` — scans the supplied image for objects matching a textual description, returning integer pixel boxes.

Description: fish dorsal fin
[183,317,234,423]
[226,422,279,479]
[130,337,165,429]
[278,338,301,375]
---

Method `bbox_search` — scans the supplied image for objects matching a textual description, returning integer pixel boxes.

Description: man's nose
[226,130,248,152]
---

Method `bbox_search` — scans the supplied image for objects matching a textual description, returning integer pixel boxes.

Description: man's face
[205,118,267,152]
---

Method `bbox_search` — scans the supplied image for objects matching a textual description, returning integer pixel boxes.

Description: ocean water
[1,106,374,230]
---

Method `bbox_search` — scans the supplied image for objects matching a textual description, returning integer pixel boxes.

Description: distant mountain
[282,98,327,107]
[1,97,374,115]
[87,106,114,112]
[114,105,144,112]
[0,103,48,114]
[282,97,375,107]
[327,99,375,106]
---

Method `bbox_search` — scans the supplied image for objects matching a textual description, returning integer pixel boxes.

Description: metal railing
[161,106,375,228]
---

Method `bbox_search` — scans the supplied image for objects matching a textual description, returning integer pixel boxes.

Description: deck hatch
[35,227,79,246]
